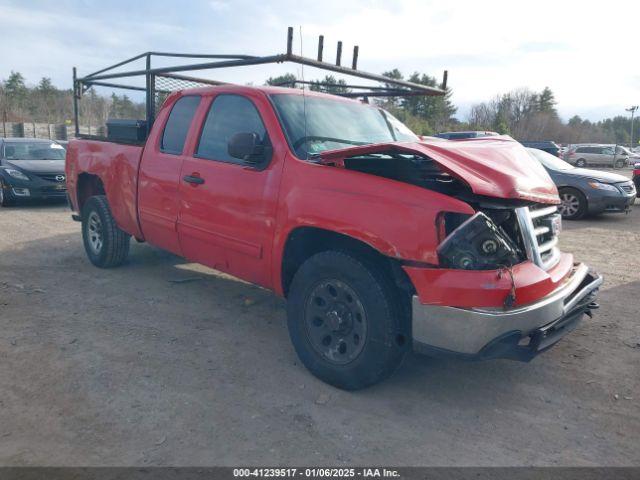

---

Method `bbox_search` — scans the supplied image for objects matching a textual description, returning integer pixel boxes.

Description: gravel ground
[0,187,639,466]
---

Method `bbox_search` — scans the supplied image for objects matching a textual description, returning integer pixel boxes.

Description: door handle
[183,175,205,185]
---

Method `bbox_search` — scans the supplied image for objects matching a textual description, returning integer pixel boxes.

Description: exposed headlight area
[436,211,524,270]
[435,204,564,272]
[4,168,30,181]
[587,180,618,192]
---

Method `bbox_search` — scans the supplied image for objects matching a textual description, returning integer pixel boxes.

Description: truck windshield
[270,93,418,159]
[3,142,66,160]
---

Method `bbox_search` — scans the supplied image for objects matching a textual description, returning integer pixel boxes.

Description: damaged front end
[413,200,603,361]
[317,138,603,361]
[317,138,564,277]
[436,211,523,271]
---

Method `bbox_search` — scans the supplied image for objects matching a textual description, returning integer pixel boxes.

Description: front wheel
[81,195,130,268]
[286,251,409,390]
[558,188,587,220]
[575,158,587,168]
[614,159,626,169]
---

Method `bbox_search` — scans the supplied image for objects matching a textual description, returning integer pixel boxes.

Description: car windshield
[270,93,418,158]
[528,148,574,171]
[3,142,66,160]
[617,146,632,155]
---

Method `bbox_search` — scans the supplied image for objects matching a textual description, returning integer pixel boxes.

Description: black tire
[575,158,587,168]
[614,159,625,169]
[81,195,130,268]
[286,250,409,390]
[0,179,17,207]
[558,188,587,220]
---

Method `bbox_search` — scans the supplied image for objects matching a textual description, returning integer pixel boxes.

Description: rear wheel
[0,179,17,207]
[81,195,130,268]
[558,188,587,220]
[575,158,587,168]
[286,250,409,390]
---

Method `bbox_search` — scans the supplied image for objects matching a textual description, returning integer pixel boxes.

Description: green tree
[378,70,456,133]
[537,86,557,116]
[568,115,583,127]
[3,71,28,117]
[494,118,510,135]
[35,77,57,122]
[4,71,27,97]
[405,72,456,121]
[265,73,298,87]
[37,77,55,93]
[309,75,350,94]
[380,69,404,110]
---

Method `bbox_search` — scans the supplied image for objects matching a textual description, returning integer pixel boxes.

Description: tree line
[2,70,637,146]
[0,71,144,128]
[465,87,638,145]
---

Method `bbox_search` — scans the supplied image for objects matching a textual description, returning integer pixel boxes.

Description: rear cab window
[161,95,201,154]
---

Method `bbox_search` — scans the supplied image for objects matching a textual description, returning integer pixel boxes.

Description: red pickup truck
[66,85,602,389]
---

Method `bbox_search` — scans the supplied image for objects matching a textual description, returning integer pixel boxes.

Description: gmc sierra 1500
[66,84,602,389]
[66,34,602,389]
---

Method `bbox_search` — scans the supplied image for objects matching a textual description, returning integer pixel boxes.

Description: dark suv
[0,138,67,206]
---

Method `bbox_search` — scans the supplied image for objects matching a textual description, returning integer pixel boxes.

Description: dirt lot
[1,189,639,466]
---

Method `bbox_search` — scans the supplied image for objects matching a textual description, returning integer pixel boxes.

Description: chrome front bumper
[412,263,603,358]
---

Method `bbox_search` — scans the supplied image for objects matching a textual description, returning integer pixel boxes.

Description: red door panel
[178,158,281,286]
[177,92,285,288]
[138,152,186,254]
[137,94,202,255]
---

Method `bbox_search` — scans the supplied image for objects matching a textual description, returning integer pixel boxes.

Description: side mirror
[228,132,264,164]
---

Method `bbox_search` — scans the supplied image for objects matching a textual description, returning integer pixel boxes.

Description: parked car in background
[564,144,628,168]
[0,138,67,207]
[633,161,640,197]
[617,145,640,162]
[520,141,560,157]
[527,148,636,219]
[433,130,499,140]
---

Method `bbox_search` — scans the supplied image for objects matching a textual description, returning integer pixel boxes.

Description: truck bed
[66,139,144,239]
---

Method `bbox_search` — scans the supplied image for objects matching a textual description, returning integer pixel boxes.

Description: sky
[1,0,638,122]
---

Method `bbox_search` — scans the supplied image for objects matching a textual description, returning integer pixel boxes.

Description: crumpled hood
[319,136,560,204]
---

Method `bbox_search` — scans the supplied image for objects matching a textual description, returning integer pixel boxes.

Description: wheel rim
[304,279,367,365]
[87,211,104,254]
[577,160,585,167]
[559,193,580,217]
